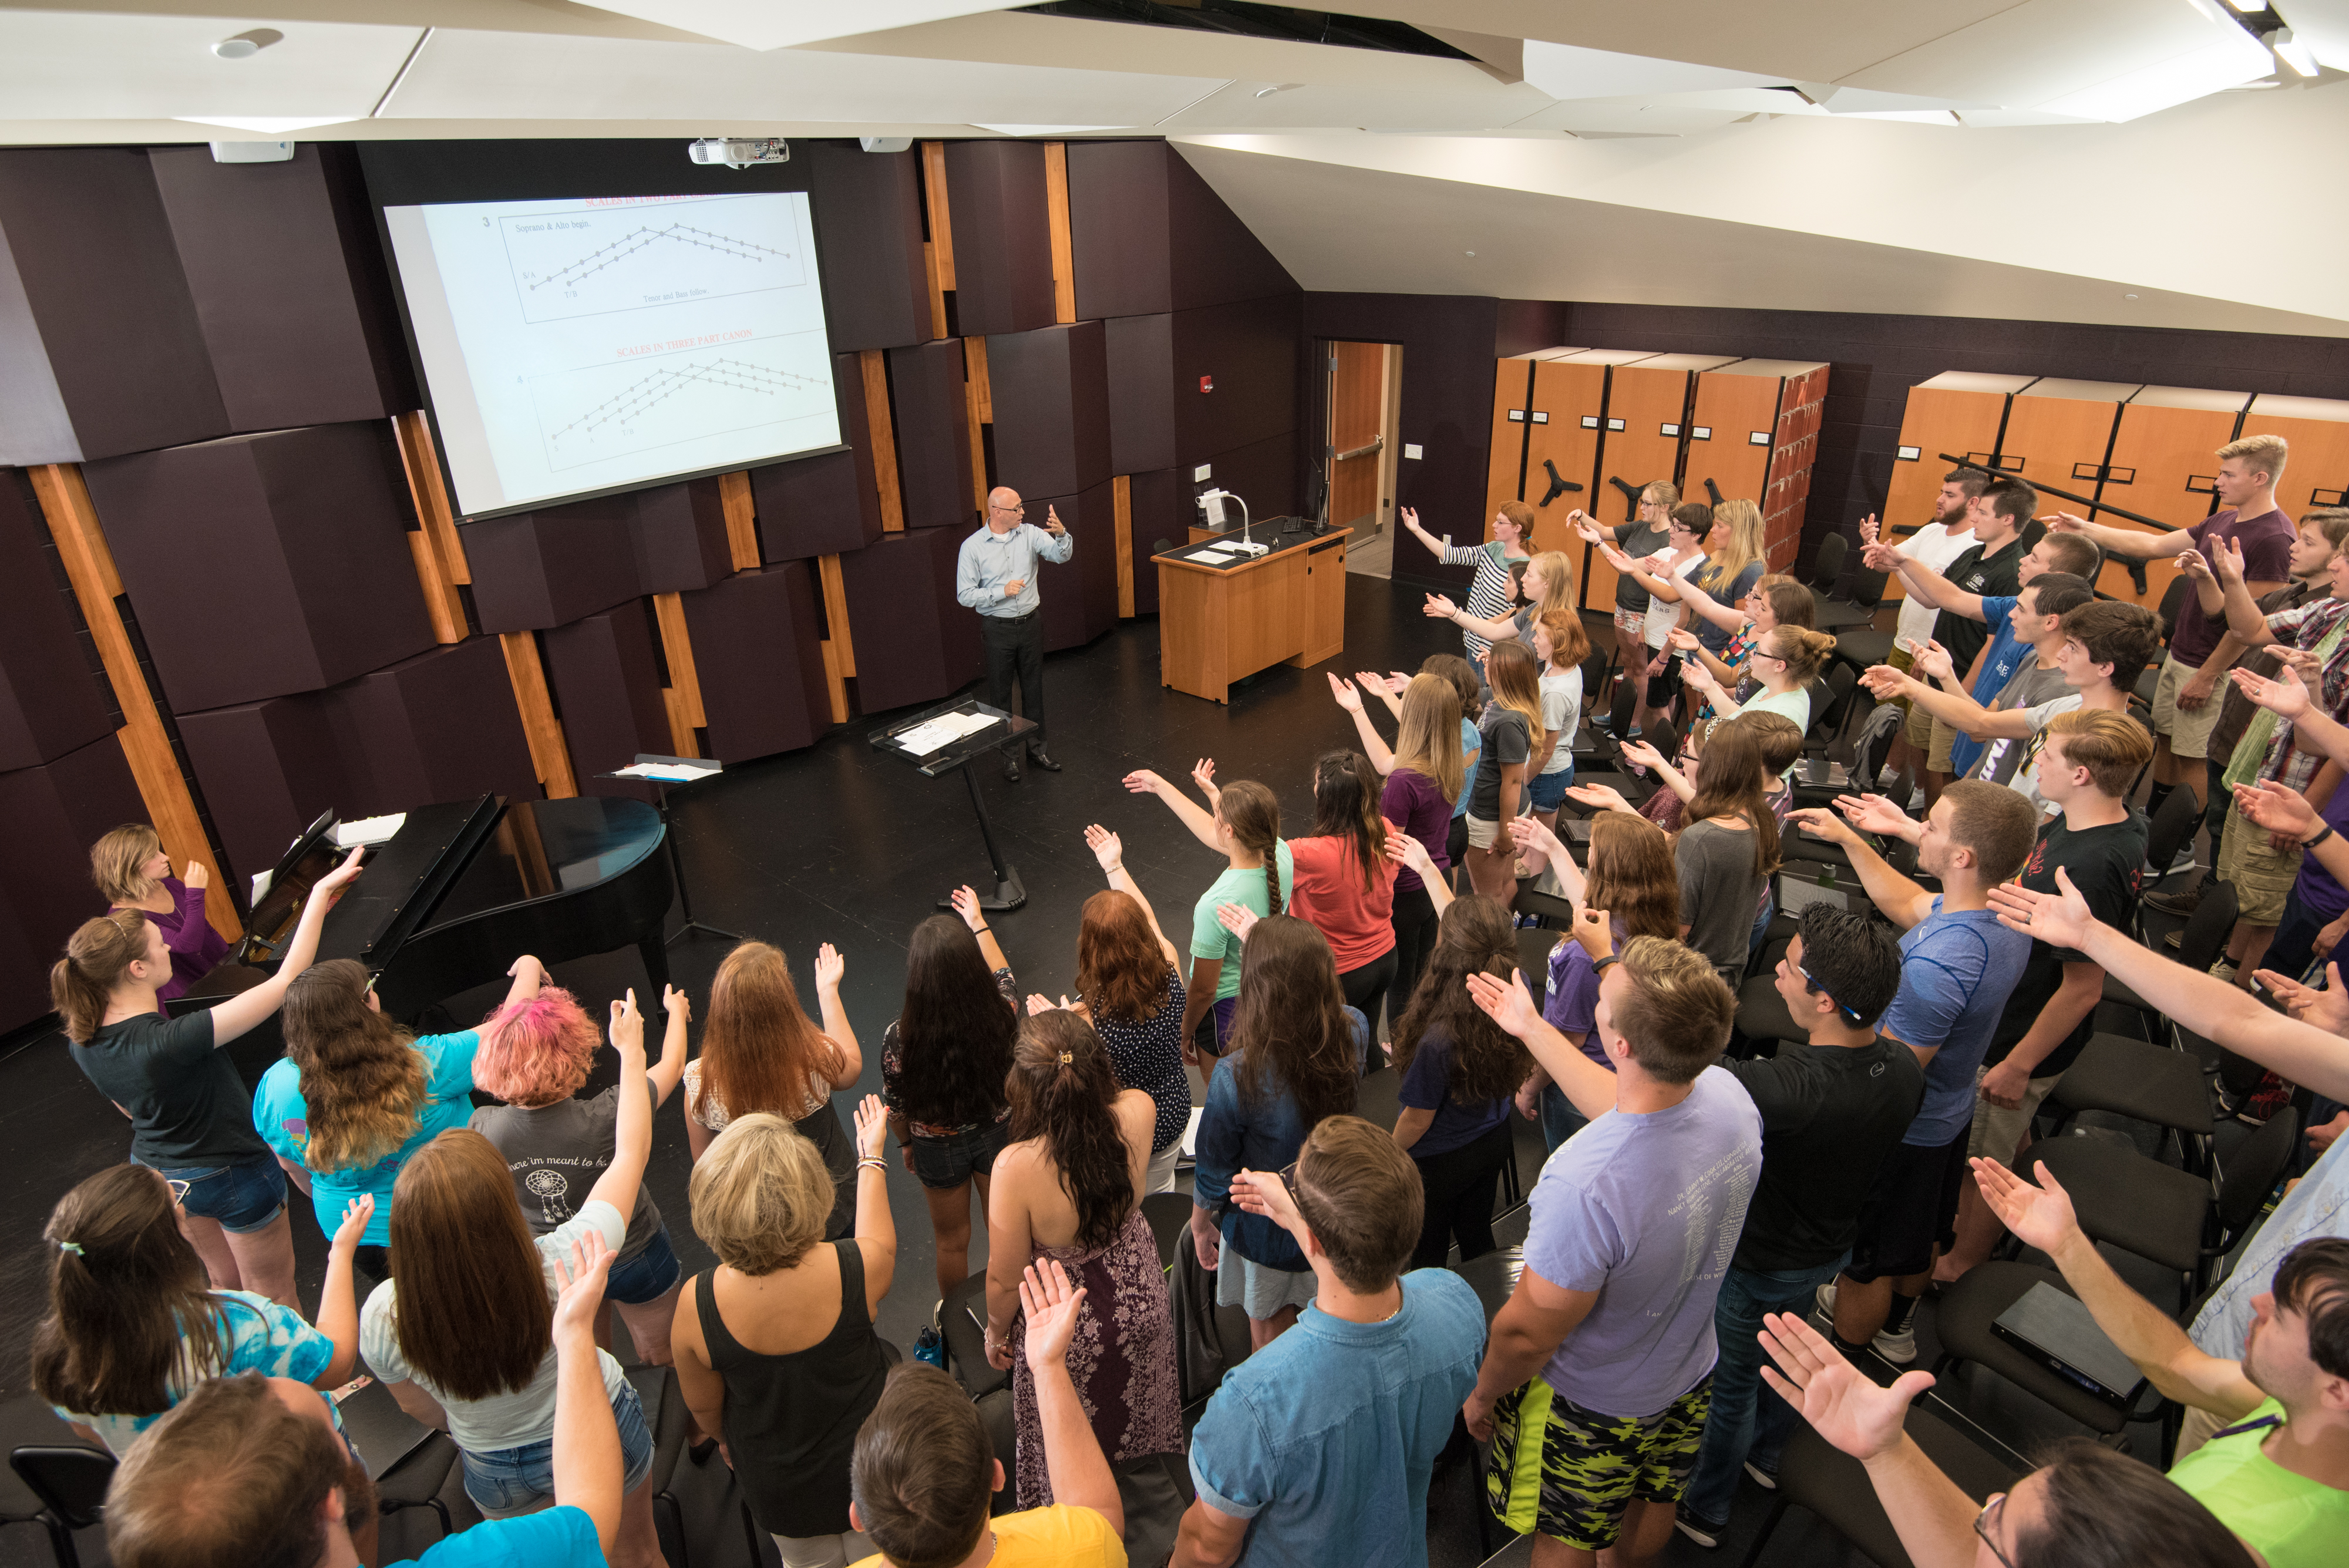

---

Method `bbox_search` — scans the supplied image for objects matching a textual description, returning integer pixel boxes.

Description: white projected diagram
[500,203,806,324]
[534,337,832,471]
[389,190,842,515]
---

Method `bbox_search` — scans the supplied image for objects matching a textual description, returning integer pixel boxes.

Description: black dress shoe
[1002,753,1022,783]
[1027,747,1062,773]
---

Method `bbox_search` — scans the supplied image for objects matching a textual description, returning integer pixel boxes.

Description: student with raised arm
[1071,824,1193,1193]
[1575,487,1677,655]
[1125,761,1293,1058]
[1753,1309,2259,1568]
[101,1233,630,1568]
[1597,502,1712,741]
[1680,625,1835,752]
[1973,1160,2349,1567]
[1665,576,1813,732]
[1989,860,2349,1461]
[2228,661,2349,987]
[849,1261,1128,1568]
[1786,782,2040,1362]
[2049,433,2297,821]
[1402,500,1533,661]
[1330,673,1464,1005]
[58,845,365,1310]
[1849,476,1987,796]
[1463,641,1546,901]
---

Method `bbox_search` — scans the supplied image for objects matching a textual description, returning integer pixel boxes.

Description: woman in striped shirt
[1402,500,1533,661]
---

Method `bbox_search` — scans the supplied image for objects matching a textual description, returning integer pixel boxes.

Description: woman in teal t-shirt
[1123,761,1294,1060]
[253,956,538,1273]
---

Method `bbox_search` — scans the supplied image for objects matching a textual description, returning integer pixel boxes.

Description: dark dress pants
[982,610,1045,756]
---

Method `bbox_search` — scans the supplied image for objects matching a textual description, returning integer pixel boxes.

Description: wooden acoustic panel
[2246,396,2349,520]
[750,449,883,562]
[987,320,1111,501]
[461,499,642,634]
[80,422,436,714]
[679,563,832,762]
[0,147,227,463]
[837,526,983,712]
[147,144,416,431]
[943,141,1055,339]
[543,608,672,801]
[889,338,978,533]
[0,732,151,1025]
[0,472,115,771]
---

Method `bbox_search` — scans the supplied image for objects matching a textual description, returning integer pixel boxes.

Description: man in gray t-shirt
[1967,658,2075,788]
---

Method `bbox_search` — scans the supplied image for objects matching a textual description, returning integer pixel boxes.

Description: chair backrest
[1809,664,1859,743]
[1809,531,1848,591]
[10,1446,115,1530]
[2142,779,2202,885]
[1607,661,1638,735]
[1451,1246,1525,1325]
[1845,564,1890,610]
[1141,1191,1192,1273]
[2154,571,2193,647]
[2175,879,2240,974]
[2216,1105,2301,1237]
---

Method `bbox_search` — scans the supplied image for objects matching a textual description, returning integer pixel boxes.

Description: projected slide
[385,192,840,517]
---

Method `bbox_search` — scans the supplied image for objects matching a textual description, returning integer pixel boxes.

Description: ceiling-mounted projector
[689,137,790,169]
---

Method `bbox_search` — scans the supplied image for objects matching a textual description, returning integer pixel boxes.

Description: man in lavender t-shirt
[1465,937,1761,1563]
[2048,434,2294,819]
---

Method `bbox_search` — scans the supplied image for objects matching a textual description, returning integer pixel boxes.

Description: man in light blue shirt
[956,486,1073,782]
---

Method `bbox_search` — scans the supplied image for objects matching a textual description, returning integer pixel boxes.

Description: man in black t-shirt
[1921,477,2034,807]
[1674,909,1921,1547]
[1934,707,2153,1286]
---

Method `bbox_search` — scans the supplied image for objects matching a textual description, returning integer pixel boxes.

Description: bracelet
[1591,954,1623,975]
[857,1157,888,1173]
[2307,825,2336,850]
[970,923,990,934]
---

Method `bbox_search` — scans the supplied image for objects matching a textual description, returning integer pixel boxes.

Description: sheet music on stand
[893,709,1004,758]
[869,698,1037,907]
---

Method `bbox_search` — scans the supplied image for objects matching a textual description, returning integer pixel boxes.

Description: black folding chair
[9,1447,114,1568]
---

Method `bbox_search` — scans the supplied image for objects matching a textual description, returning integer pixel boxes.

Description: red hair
[1075,890,1170,1024]
[473,987,600,1107]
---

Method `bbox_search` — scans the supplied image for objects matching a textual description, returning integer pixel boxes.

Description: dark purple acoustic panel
[1105,314,1176,476]
[987,321,1110,501]
[804,142,932,352]
[630,479,732,594]
[460,497,642,633]
[680,563,831,761]
[0,474,114,771]
[1163,145,1298,311]
[750,449,879,561]
[1125,468,1188,617]
[1172,295,1301,463]
[0,147,226,463]
[889,338,976,533]
[177,691,346,886]
[0,732,150,1028]
[1200,428,1302,523]
[544,608,672,799]
[82,423,435,714]
[1032,478,1118,654]
[148,144,416,432]
[328,638,541,818]
[1067,141,1297,321]
[837,526,981,713]
[943,142,1054,338]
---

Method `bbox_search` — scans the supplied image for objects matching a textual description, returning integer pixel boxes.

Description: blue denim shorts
[149,1153,286,1235]
[463,1377,656,1516]
[1526,768,1576,812]
[908,1117,1011,1191]
[604,1223,682,1306]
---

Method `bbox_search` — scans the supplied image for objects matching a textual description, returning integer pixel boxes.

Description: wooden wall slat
[964,337,993,510]
[1113,473,1135,617]
[1045,142,1076,327]
[651,590,706,758]
[921,141,955,341]
[496,630,577,797]
[817,552,853,723]
[406,530,466,644]
[859,349,907,533]
[26,463,241,941]
[718,470,762,570]
[392,411,470,581]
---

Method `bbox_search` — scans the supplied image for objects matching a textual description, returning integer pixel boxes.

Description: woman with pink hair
[469,980,690,1366]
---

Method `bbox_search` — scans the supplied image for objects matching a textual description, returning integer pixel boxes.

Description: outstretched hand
[608,990,644,1058]
[950,886,987,933]
[1988,864,2096,948]
[1788,806,1860,849]
[1970,1158,2082,1258]
[1085,823,1125,875]
[2231,663,2311,720]
[1423,593,1460,621]
[329,1193,375,1256]
[1757,1311,1934,1466]
[1906,637,1955,683]
[1215,901,1260,944]
[2232,780,2320,843]
[1019,1259,1088,1374]
[1464,967,1542,1041]
[852,1093,889,1160]
[2251,961,2349,1038]
[1328,671,1365,714]
[1832,792,1917,840]
[551,1230,616,1344]
[1564,781,1635,815]
[815,943,845,991]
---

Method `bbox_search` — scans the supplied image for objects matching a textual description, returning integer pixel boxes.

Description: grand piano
[233,795,675,1022]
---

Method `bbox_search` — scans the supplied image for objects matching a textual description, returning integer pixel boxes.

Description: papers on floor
[613,761,720,782]
[333,813,405,848]
[895,710,1002,755]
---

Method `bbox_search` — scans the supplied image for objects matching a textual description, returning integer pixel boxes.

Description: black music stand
[869,698,1038,913]
[599,755,743,947]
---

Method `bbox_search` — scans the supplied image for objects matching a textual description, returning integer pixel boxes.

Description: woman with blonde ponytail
[982,1008,1179,1507]
[57,846,364,1309]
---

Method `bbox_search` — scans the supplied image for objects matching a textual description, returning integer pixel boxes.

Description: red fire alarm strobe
[1200,376,1213,393]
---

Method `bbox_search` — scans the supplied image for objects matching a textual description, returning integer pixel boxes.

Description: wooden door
[1327,341,1385,533]
[1483,355,1537,537]
[2093,389,2244,605]
[2247,396,2349,519]
[1525,358,1611,600]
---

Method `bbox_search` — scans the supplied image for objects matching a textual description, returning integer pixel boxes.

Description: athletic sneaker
[1674,1508,1724,1550]
[2209,957,2239,985]
[1743,1461,1779,1492]
[1813,1282,1918,1362]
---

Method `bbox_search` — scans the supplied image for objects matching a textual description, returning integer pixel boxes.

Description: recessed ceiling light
[1254,83,1304,99]
[2126,292,2140,300]
[211,28,281,59]
[1465,251,1476,257]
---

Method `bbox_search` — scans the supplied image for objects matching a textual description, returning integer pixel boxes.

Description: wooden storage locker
[2092,386,2246,605]
[1525,352,1612,564]
[1882,374,2035,540]
[2244,395,2349,520]
[1995,379,2137,595]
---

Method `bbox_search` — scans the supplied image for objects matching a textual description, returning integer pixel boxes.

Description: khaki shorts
[2151,652,2226,759]
[2216,801,2304,925]
[1466,813,1503,850]
[1927,715,1959,776]
[1967,1065,2061,1165]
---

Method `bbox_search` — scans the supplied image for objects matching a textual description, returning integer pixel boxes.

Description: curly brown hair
[1389,896,1530,1105]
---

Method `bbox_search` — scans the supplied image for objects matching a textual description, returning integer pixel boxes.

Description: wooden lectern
[1153,524,1351,704]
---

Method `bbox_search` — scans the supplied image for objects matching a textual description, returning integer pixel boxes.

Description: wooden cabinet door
[2247,396,2349,520]
[2093,390,2244,605]
[1482,356,1537,539]
[1298,534,1349,667]
[1526,358,1611,602]
[1687,369,1780,512]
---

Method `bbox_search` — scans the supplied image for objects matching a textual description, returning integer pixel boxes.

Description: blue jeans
[1749,896,1774,958]
[603,1222,681,1306]
[1538,1082,1587,1154]
[1526,766,1575,812]
[2264,885,2335,988]
[463,1377,656,1515]
[1682,1253,1850,1527]
[147,1153,286,1234]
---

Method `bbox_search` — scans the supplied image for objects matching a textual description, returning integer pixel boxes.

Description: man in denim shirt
[956,487,1073,782]
[1176,1118,1483,1568]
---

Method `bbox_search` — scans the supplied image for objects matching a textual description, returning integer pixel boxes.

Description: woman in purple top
[1507,813,1682,1152]
[92,825,227,1003]
[1331,671,1468,1017]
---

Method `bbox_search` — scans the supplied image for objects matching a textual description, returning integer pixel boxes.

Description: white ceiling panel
[381,28,1226,126]
[1520,39,1788,100]
[1155,76,1551,132]
[573,1,1014,52]
[0,8,420,119]
[2277,0,2349,70]
[1843,0,2256,109]
[1502,99,1751,136]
